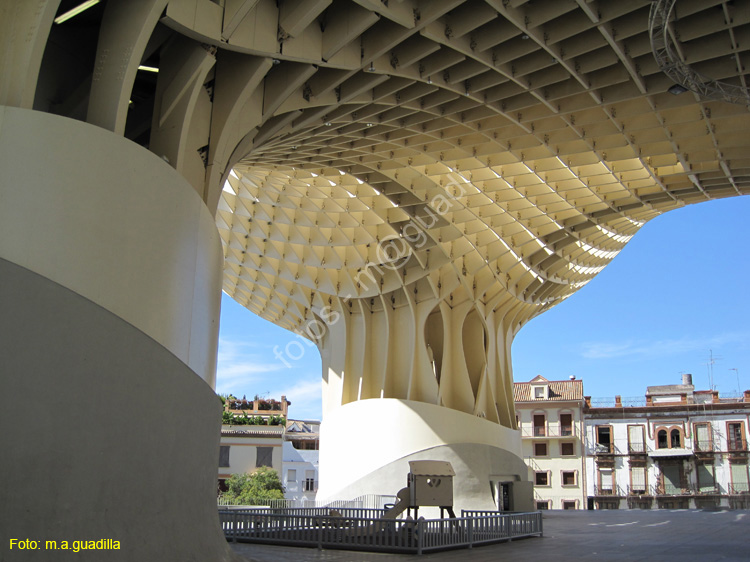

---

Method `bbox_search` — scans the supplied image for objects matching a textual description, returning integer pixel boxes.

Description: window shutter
[630,466,646,492]
[697,464,715,492]
[256,447,273,468]
[696,424,710,450]
[219,446,230,467]
[731,464,749,493]
[628,425,644,452]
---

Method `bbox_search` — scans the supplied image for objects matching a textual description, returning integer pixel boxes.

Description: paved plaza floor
[230,509,749,562]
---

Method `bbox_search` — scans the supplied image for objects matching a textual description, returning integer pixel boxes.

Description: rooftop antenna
[705,349,722,391]
[729,368,740,395]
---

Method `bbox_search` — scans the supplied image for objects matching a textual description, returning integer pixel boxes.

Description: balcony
[729,483,750,495]
[628,442,647,454]
[593,485,623,497]
[627,485,654,497]
[521,424,577,439]
[655,483,693,496]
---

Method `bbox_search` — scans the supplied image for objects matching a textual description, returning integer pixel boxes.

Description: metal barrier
[219,509,542,554]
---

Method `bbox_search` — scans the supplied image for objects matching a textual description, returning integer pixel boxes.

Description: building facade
[282,420,321,504]
[218,426,284,492]
[585,376,750,510]
[515,376,587,510]
[218,395,289,491]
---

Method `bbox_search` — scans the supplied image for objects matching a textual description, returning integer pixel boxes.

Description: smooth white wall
[0,106,223,384]
[318,398,529,509]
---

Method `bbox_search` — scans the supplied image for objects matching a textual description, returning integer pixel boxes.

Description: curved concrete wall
[0,257,236,561]
[0,107,236,560]
[318,399,532,510]
[0,106,223,385]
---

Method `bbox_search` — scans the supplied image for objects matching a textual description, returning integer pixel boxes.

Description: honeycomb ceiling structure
[17,0,748,421]
[210,0,750,336]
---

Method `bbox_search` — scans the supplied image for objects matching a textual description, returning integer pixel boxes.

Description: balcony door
[560,413,573,436]
[662,464,683,495]
[533,414,546,437]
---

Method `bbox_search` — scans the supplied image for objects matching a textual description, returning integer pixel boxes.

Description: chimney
[682,373,693,386]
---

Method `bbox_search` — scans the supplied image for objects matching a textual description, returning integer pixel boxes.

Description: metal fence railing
[589,397,647,408]
[266,494,396,510]
[219,509,542,554]
[219,494,397,510]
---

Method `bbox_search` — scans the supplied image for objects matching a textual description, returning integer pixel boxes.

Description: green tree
[222,467,284,504]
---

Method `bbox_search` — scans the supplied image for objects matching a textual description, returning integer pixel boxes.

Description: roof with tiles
[514,375,584,403]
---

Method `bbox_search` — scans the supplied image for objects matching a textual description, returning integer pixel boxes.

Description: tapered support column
[0,107,238,561]
[317,293,532,510]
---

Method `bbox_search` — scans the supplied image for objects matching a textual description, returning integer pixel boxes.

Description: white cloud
[267,377,322,421]
[215,337,323,420]
[581,332,750,360]
[216,338,284,385]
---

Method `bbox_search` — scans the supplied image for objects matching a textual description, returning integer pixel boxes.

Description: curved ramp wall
[0,107,237,561]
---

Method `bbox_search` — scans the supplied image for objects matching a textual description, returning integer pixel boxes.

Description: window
[219,446,230,467]
[561,442,575,456]
[562,500,577,510]
[657,426,683,449]
[657,429,668,449]
[304,470,316,492]
[661,464,683,495]
[533,414,546,436]
[599,468,614,494]
[562,471,577,486]
[560,413,573,436]
[536,500,549,510]
[697,464,716,493]
[596,426,612,453]
[694,423,712,452]
[728,422,746,451]
[630,466,647,494]
[628,425,645,453]
[534,442,548,457]
[670,428,683,448]
[535,471,549,486]
[533,386,546,399]
[256,447,273,468]
[287,469,296,482]
[730,464,749,494]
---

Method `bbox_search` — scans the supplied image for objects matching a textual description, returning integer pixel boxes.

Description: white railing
[268,494,396,510]
[219,509,543,554]
[217,497,273,507]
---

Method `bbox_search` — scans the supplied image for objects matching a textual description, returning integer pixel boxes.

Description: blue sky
[216,195,750,420]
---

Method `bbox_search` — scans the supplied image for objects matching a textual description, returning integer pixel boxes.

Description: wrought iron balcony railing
[593,485,623,497]
[627,485,654,496]
[729,483,750,495]
[520,425,578,439]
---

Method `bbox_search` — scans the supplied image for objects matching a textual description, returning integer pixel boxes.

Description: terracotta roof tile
[513,379,583,402]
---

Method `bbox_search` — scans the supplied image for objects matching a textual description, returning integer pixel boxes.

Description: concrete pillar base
[318,399,533,512]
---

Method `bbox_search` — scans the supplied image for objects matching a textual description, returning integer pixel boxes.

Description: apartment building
[282,420,320,503]
[514,375,587,510]
[217,395,289,491]
[585,375,750,510]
